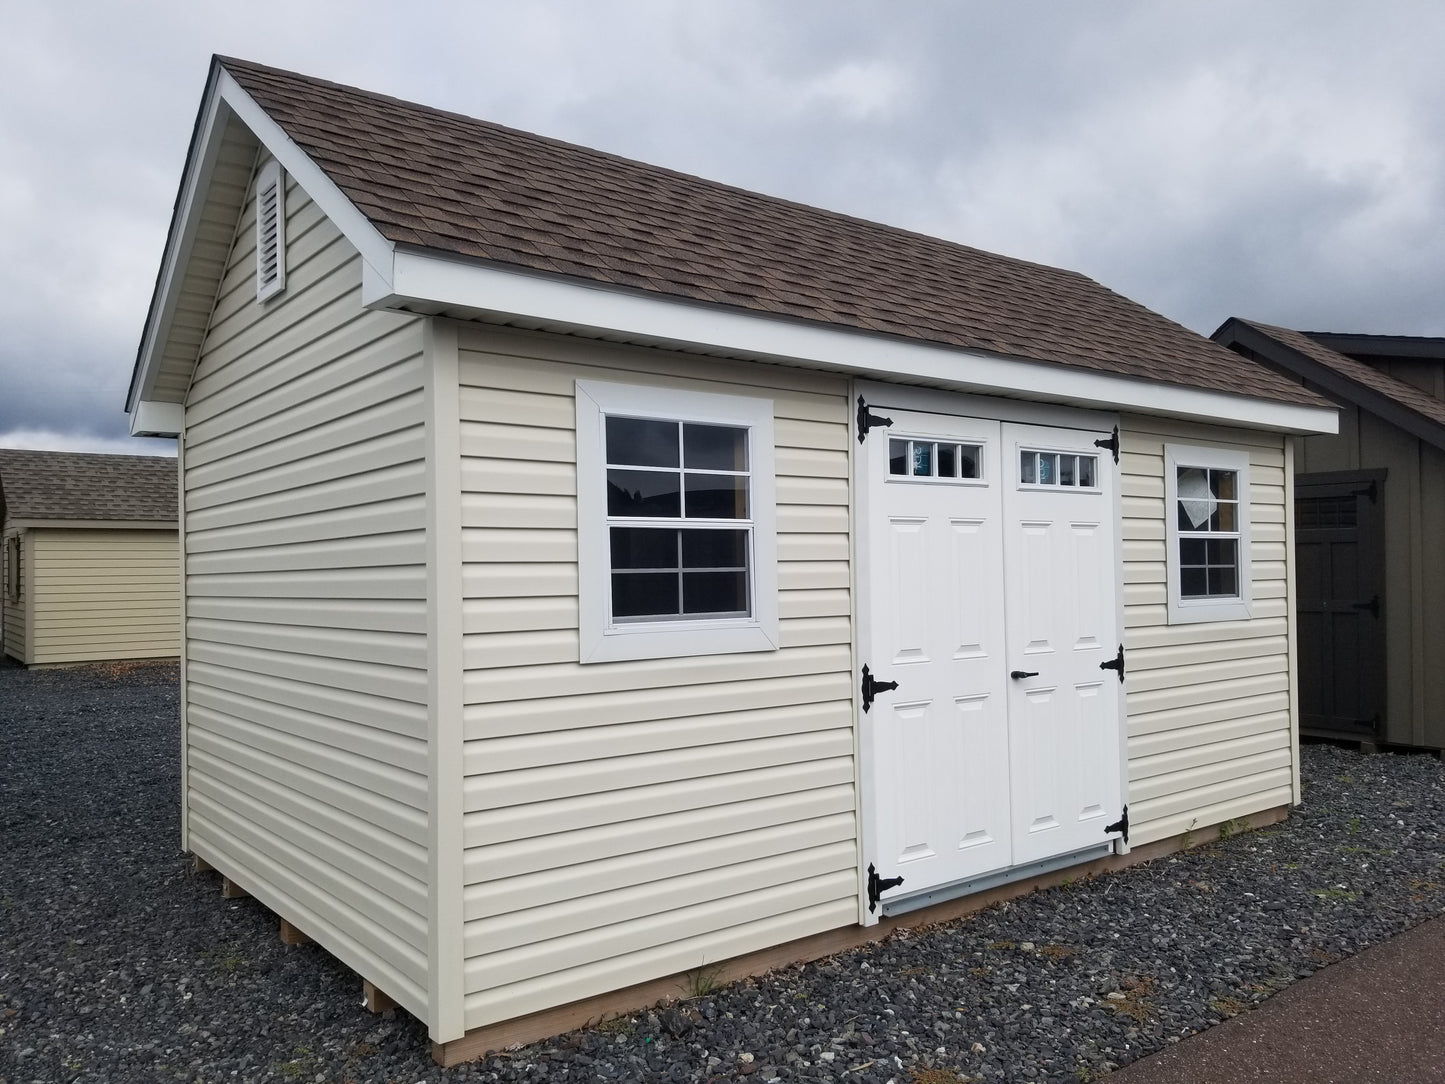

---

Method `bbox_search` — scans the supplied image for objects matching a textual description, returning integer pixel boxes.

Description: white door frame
[853,380,1129,924]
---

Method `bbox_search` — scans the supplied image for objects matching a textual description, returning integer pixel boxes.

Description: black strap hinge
[1099,644,1124,682]
[861,664,899,713]
[867,863,904,913]
[1093,425,1120,463]
[1106,806,1129,843]
[1351,480,1378,504]
[857,395,894,443]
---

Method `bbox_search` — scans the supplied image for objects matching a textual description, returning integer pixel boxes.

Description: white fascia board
[373,249,1339,436]
[129,67,398,417]
[213,70,394,279]
[130,400,186,438]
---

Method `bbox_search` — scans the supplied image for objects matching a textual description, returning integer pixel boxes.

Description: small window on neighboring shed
[1164,444,1252,624]
[4,535,18,601]
[255,159,286,302]
[576,380,779,663]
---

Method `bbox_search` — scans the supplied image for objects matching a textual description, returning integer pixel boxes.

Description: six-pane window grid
[1176,466,1240,598]
[888,438,982,480]
[605,416,752,621]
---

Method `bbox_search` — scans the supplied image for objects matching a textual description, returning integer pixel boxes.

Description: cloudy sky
[2,0,1442,455]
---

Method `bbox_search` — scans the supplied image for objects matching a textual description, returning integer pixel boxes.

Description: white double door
[862,407,1123,905]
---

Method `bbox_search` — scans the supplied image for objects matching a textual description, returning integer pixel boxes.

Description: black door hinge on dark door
[861,664,899,713]
[1094,425,1120,463]
[1106,806,1129,843]
[1099,644,1125,682]
[857,395,894,443]
[867,863,904,913]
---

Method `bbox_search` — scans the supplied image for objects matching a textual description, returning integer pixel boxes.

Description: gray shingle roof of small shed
[0,450,177,524]
[218,57,1323,409]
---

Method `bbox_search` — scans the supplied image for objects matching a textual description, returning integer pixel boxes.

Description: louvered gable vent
[255,158,286,301]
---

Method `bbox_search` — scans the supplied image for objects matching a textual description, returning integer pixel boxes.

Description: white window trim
[1164,443,1253,624]
[255,158,286,302]
[576,379,779,663]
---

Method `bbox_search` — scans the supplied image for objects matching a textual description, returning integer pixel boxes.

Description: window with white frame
[4,535,18,601]
[575,380,779,663]
[1164,444,1252,623]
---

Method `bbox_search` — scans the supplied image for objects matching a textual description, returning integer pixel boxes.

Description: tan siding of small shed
[1120,415,1296,844]
[180,161,432,1018]
[26,528,178,664]
[455,326,855,1029]
[2,527,27,662]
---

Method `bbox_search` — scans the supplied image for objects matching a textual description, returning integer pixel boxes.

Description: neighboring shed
[127,57,1336,1062]
[0,449,179,666]
[1213,320,1445,752]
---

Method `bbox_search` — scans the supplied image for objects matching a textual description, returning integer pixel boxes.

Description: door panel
[1002,422,1122,866]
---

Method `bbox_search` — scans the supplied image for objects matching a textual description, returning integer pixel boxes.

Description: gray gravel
[2,660,1442,1084]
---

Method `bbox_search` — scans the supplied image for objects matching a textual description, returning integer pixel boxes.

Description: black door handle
[1010,670,1039,680]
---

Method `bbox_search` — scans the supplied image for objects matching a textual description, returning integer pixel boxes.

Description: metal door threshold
[881,843,1113,918]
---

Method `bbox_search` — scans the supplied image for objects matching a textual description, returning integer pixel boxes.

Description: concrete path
[1107,915,1445,1082]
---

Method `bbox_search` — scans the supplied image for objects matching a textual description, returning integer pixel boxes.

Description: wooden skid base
[279,918,312,946]
[192,855,214,874]
[220,876,251,900]
[431,806,1289,1066]
[364,980,399,1014]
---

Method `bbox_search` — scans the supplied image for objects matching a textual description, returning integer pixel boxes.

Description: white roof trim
[369,249,1339,435]
[128,63,397,419]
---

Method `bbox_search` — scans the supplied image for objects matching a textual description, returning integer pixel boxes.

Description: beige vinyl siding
[2,527,26,662]
[182,160,431,1017]
[26,528,178,664]
[1120,415,1295,845]
[456,325,855,1028]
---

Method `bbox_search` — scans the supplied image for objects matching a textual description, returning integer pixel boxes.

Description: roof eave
[127,59,397,436]
[366,250,1338,435]
[1214,318,1445,451]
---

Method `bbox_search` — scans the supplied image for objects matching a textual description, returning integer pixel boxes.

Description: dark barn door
[1294,471,1386,740]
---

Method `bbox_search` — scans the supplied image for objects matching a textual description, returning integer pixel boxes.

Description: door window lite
[1019,449,1097,488]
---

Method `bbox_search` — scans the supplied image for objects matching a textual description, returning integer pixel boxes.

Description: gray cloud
[3,0,1443,452]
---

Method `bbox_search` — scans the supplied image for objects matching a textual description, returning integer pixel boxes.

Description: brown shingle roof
[219,57,1322,409]
[1235,321,1445,430]
[0,450,177,524]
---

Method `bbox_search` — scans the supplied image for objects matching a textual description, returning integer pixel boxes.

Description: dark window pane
[1180,567,1208,598]
[1078,457,1095,487]
[1206,538,1237,566]
[684,473,748,518]
[1061,455,1075,486]
[960,446,979,479]
[606,417,678,467]
[1210,469,1236,501]
[937,443,958,478]
[1020,451,1036,484]
[610,527,678,570]
[1211,502,1237,532]
[889,439,908,476]
[1038,454,1056,485]
[683,424,747,471]
[683,571,749,615]
[1209,566,1238,597]
[681,528,748,569]
[608,469,681,517]
[1179,538,1208,565]
[912,442,932,476]
[612,572,679,618]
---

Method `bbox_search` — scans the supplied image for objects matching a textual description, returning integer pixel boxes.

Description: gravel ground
[2,661,1443,1084]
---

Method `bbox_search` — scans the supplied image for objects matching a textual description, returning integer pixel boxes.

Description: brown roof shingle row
[220,57,1321,409]
[0,450,177,524]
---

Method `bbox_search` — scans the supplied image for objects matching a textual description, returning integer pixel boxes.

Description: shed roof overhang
[1215,318,1445,452]
[129,61,1337,440]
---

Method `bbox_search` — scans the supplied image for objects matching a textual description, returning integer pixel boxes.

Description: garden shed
[127,57,1337,1062]
[0,449,178,666]
[1212,320,1445,753]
